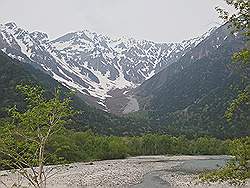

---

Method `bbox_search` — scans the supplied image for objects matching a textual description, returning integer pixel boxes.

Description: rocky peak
[0,22,216,111]
[4,22,17,30]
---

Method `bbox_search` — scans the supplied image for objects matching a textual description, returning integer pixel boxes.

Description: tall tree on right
[216,0,250,121]
[200,0,249,185]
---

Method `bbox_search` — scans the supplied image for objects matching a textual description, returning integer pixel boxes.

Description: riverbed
[0,155,249,187]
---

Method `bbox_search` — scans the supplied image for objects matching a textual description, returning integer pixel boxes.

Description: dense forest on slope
[1,74,245,173]
[133,24,250,138]
[0,50,248,138]
[0,52,155,136]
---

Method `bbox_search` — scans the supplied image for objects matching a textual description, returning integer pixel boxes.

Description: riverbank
[0,155,249,187]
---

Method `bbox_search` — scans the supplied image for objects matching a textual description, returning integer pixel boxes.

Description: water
[176,158,228,173]
[131,157,229,188]
[132,171,171,188]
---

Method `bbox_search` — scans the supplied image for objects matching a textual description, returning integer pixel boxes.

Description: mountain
[0,50,162,136]
[0,22,215,111]
[0,22,248,138]
[133,24,250,138]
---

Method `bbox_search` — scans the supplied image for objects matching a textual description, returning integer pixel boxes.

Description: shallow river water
[132,158,228,188]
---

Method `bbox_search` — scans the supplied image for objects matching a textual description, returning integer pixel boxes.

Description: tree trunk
[38,141,45,188]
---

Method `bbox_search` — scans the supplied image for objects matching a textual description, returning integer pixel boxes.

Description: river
[1,155,248,188]
[132,157,229,188]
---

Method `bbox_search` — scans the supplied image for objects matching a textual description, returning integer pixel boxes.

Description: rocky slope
[0,50,160,136]
[0,23,248,137]
[132,24,249,138]
[0,22,215,111]
[135,24,245,110]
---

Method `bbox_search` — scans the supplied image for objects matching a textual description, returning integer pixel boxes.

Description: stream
[132,157,229,188]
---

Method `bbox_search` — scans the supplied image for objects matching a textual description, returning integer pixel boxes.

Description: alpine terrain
[0,22,248,138]
[0,22,215,112]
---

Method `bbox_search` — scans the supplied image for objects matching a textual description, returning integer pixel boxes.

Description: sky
[0,0,235,43]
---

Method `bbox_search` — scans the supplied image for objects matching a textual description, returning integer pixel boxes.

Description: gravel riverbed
[0,155,249,188]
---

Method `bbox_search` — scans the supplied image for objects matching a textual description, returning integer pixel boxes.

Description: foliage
[233,48,250,66]
[215,0,249,32]
[199,1,250,185]
[0,84,74,187]
[216,0,250,122]
[225,87,250,121]
[0,84,245,186]
[1,126,234,170]
[199,137,250,185]
[44,132,232,162]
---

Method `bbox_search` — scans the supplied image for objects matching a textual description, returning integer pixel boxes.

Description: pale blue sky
[0,0,234,42]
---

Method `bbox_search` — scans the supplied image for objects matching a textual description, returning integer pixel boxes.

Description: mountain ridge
[0,22,248,138]
[0,22,216,111]
[131,23,249,138]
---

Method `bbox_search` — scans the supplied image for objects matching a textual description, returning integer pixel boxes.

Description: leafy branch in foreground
[215,0,249,32]
[199,137,250,185]
[215,0,250,124]
[199,0,250,185]
[216,0,249,71]
[0,84,75,188]
[225,87,250,121]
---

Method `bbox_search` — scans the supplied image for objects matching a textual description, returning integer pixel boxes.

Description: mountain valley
[0,22,249,138]
[0,22,216,112]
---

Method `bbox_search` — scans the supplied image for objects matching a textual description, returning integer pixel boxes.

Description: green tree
[200,137,250,185]
[200,0,249,185]
[217,0,250,121]
[0,84,74,188]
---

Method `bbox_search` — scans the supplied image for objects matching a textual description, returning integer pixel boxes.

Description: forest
[0,84,248,172]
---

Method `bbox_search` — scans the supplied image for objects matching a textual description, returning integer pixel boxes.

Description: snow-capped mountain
[0,22,216,110]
